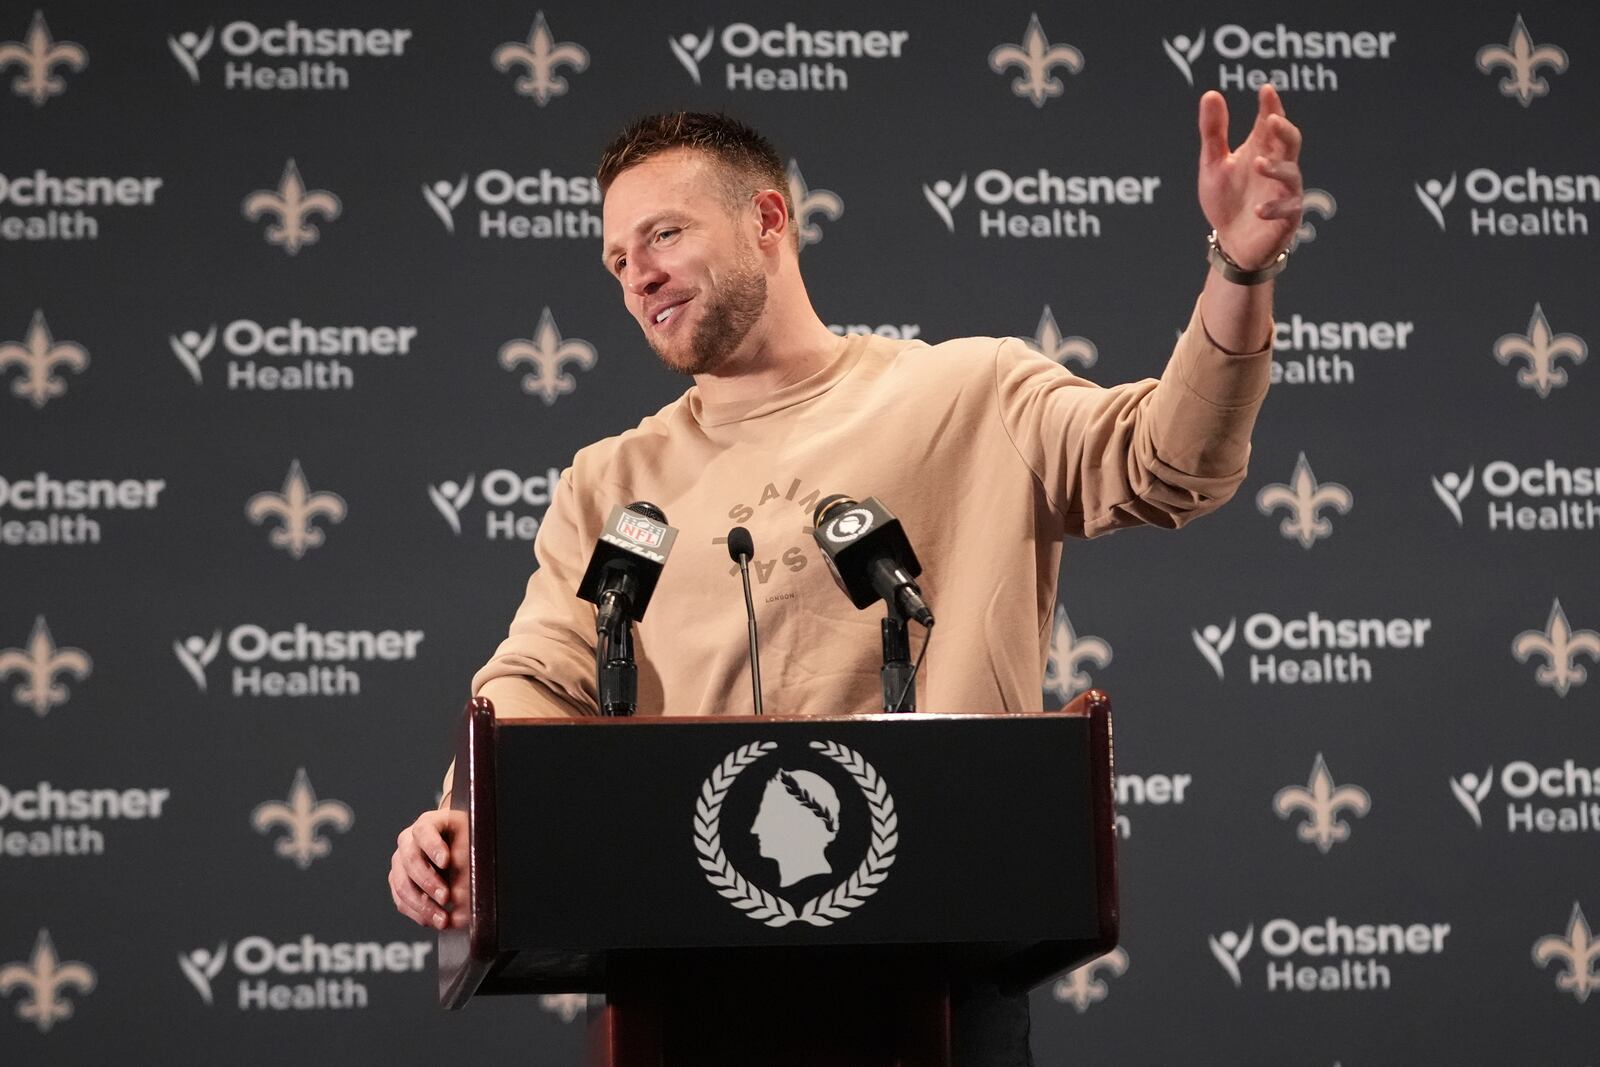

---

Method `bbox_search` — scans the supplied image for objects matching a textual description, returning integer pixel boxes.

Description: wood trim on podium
[438,696,498,1009]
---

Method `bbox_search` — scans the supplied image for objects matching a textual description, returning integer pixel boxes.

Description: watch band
[1207,230,1289,285]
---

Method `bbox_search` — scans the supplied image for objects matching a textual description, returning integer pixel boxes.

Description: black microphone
[577,501,678,636]
[812,495,935,627]
[726,526,764,716]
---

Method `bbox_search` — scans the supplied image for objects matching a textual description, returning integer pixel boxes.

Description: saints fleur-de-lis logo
[0,11,87,107]
[498,308,597,404]
[988,13,1083,108]
[1052,946,1128,1012]
[1534,902,1599,1003]
[0,309,88,408]
[1272,753,1371,853]
[1,930,96,1033]
[492,12,588,106]
[1030,305,1097,368]
[539,993,588,1022]
[1043,604,1111,703]
[1476,15,1568,108]
[1494,304,1587,398]
[245,459,347,559]
[250,768,354,869]
[1291,189,1336,250]
[1255,453,1353,549]
[1512,599,1600,698]
[241,159,342,255]
[786,160,842,250]
[1,616,91,718]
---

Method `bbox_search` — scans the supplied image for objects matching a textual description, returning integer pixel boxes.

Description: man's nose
[624,259,667,296]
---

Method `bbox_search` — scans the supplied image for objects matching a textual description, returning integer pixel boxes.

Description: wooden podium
[437,693,1118,1066]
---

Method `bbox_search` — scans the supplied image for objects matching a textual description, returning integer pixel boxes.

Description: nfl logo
[617,512,665,548]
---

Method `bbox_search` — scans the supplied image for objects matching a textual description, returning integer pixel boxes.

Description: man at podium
[389,87,1303,1061]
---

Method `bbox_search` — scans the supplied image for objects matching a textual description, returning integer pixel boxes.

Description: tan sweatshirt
[442,301,1271,797]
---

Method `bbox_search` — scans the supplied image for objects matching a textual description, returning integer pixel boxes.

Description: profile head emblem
[696,740,897,927]
[751,769,841,886]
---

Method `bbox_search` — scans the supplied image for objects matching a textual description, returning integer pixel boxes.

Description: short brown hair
[597,112,795,232]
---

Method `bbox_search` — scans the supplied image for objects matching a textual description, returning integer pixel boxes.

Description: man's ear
[752,189,790,250]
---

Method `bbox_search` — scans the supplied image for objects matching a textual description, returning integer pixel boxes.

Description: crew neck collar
[688,333,863,427]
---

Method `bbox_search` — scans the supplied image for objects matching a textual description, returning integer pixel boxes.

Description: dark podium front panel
[440,699,1117,1009]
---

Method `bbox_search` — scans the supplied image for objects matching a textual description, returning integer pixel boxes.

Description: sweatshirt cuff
[1174,297,1274,409]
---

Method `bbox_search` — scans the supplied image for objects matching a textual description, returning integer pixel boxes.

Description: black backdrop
[5,2,1598,1063]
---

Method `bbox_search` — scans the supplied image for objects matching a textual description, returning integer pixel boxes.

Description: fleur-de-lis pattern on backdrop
[498,308,597,404]
[988,14,1083,108]
[1255,453,1353,549]
[1272,754,1372,853]
[1512,600,1600,698]
[1532,903,1598,1003]
[0,930,96,1033]
[241,159,342,255]
[5,5,1596,1061]
[0,310,88,408]
[493,12,588,106]
[1052,947,1128,1012]
[1042,604,1111,703]
[785,161,842,249]
[0,11,87,107]
[1290,189,1336,250]
[1030,305,1097,368]
[0,616,91,717]
[245,460,348,558]
[1493,304,1587,398]
[1476,16,1568,108]
[249,768,354,869]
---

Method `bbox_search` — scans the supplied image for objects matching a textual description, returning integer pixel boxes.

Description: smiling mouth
[651,298,692,329]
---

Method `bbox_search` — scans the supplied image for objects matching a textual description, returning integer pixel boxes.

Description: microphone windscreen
[813,493,854,527]
[628,500,668,524]
[727,526,754,562]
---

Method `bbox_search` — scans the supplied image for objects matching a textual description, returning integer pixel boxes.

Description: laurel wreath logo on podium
[694,740,898,927]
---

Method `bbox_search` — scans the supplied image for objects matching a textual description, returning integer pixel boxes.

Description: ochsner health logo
[167,20,413,90]
[922,168,1160,239]
[428,467,562,541]
[422,169,600,240]
[1431,459,1599,532]
[0,169,163,242]
[169,318,418,392]
[174,622,424,699]
[1415,168,1595,237]
[669,22,909,92]
[1191,610,1432,685]
[1209,916,1450,992]
[1161,24,1397,92]
[1451,758,1600,834]
[178,933,431,1011]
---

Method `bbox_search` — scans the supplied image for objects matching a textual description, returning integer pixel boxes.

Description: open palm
[1198,84,1304,270]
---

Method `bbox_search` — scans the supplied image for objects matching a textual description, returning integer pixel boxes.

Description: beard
[647,244,767,376]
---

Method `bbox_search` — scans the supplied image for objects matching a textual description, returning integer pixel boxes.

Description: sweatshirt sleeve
[439,466,597,801]
[996,297,1273,539]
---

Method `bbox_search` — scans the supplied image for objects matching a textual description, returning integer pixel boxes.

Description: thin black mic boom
[727,526,763,716]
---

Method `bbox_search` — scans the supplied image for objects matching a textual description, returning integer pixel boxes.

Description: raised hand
[1197,83,1304,271]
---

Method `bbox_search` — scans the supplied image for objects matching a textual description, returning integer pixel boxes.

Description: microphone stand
[598,618,637,716]
[880,601,915,713]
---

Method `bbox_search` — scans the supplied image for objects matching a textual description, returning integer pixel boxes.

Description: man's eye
[655,228,678,242]
[614,257,626,275]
